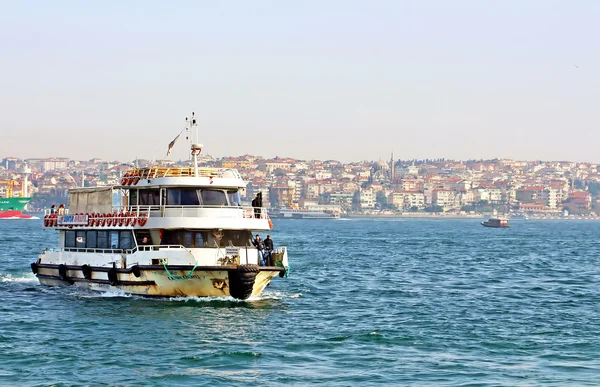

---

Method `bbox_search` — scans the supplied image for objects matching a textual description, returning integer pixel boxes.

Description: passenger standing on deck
[57,204,65,215]
[252,193,262,218]
[50,204,56,215]
[253,234,266,265]
[264,234,274,266]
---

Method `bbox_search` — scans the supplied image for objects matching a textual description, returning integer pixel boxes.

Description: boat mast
[189,112,203,177]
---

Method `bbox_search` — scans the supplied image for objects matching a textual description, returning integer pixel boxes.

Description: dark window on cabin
[109,231,119,249]
[120,231,133,249]
[97,231,108,249]
[195,232,205,247]
[161,230,180,245]
[76,231,86,248]
[65,231,76,248]
[220,230,253,247]
[139,189,160,206]
[183,231,193,247]
[227,190,241,206]
[201,190,227,206]
[130,190,138,207]
[87,231,97,248]
[166,188,200,205]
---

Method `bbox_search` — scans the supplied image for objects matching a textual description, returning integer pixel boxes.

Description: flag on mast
[166,134,181,156]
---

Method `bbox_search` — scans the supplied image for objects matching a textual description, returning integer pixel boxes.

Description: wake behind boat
[31,113,289,300]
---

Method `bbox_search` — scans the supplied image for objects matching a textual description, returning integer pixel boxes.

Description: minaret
[19,165,32,197]
[390,151,395,182]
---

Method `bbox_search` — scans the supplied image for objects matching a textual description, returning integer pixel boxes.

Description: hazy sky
[1,1,599,163]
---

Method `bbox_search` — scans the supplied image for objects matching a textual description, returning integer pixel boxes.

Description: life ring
[132,176,140,185]
[105,213,112,226]
[128,213,136,226]
[52,216,58,227]
[44,215,50,227]
[137,213,148,227]
[121,173,129,185]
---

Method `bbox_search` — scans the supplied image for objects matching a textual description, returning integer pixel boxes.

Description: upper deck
[118,166,245,189]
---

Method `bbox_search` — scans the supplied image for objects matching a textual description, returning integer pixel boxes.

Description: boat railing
[135,244,189,252]
[114,205,269,220]
[124,167,243,180]
[61,244,188,254]
[62,247,135,254]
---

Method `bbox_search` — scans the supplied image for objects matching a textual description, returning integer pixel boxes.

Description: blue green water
[1,218,600,386]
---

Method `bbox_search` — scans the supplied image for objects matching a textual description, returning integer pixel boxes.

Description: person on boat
[253,234,266,265]
[251,193,262,218]
[140,236,151,245]
[50,204,56,215]
[57,204,65,215]
[264,234,274,266]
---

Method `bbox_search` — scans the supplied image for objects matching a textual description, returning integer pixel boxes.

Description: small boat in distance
[481,217,510,228]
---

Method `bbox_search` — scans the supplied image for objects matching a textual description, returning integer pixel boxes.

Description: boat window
[76,231,86,248]
[86,231,97,248]
[65,231,76,248]
[161,230,180,245]
[130,190,138,207]
[227,190,241,206]
[139,189,160,206]
[97,231,109,249]
[120,231,133,249]
[109,231,120,249]
[182,231,208,247]
[201,190,227,206]
[217,230,253,247]
[166,188,201,205]
[195,232,205,247]
[183,231,193,247]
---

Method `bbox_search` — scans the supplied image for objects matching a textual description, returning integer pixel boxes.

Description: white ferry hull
[32,263,284,299]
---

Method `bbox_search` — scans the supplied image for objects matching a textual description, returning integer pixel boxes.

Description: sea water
[1,219,599,386]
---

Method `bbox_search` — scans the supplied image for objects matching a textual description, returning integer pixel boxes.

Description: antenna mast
[189,112,203,177]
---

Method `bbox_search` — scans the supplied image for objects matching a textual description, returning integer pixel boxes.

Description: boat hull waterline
[31,262,284,299]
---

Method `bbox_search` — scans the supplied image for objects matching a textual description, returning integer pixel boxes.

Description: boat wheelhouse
[32,113,288,299]
[481,217,510,228]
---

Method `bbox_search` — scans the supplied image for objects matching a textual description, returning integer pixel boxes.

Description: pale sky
[1,1,599,163]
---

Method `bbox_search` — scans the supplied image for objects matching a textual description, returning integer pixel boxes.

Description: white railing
[114,205,269,220]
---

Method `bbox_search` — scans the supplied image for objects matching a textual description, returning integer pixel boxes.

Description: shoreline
[344,214,600,220]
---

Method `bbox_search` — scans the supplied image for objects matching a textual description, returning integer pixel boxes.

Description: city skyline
[1,1,599,162]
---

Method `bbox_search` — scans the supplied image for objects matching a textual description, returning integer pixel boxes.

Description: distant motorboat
[481,217,510,228]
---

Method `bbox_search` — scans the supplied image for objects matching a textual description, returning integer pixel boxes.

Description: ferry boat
[481,217,510,228]
[31,113,289,299]
[271,206,341,219]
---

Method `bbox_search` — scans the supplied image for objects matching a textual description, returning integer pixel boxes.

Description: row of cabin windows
[64,229,254,249]
[161,230,253,248]
[129,189,242,207]
[65,230,134,250]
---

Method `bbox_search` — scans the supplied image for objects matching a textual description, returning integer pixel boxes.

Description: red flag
[166,134,180,156]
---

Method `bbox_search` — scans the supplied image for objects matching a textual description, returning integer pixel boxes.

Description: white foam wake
[0,273,38,284]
